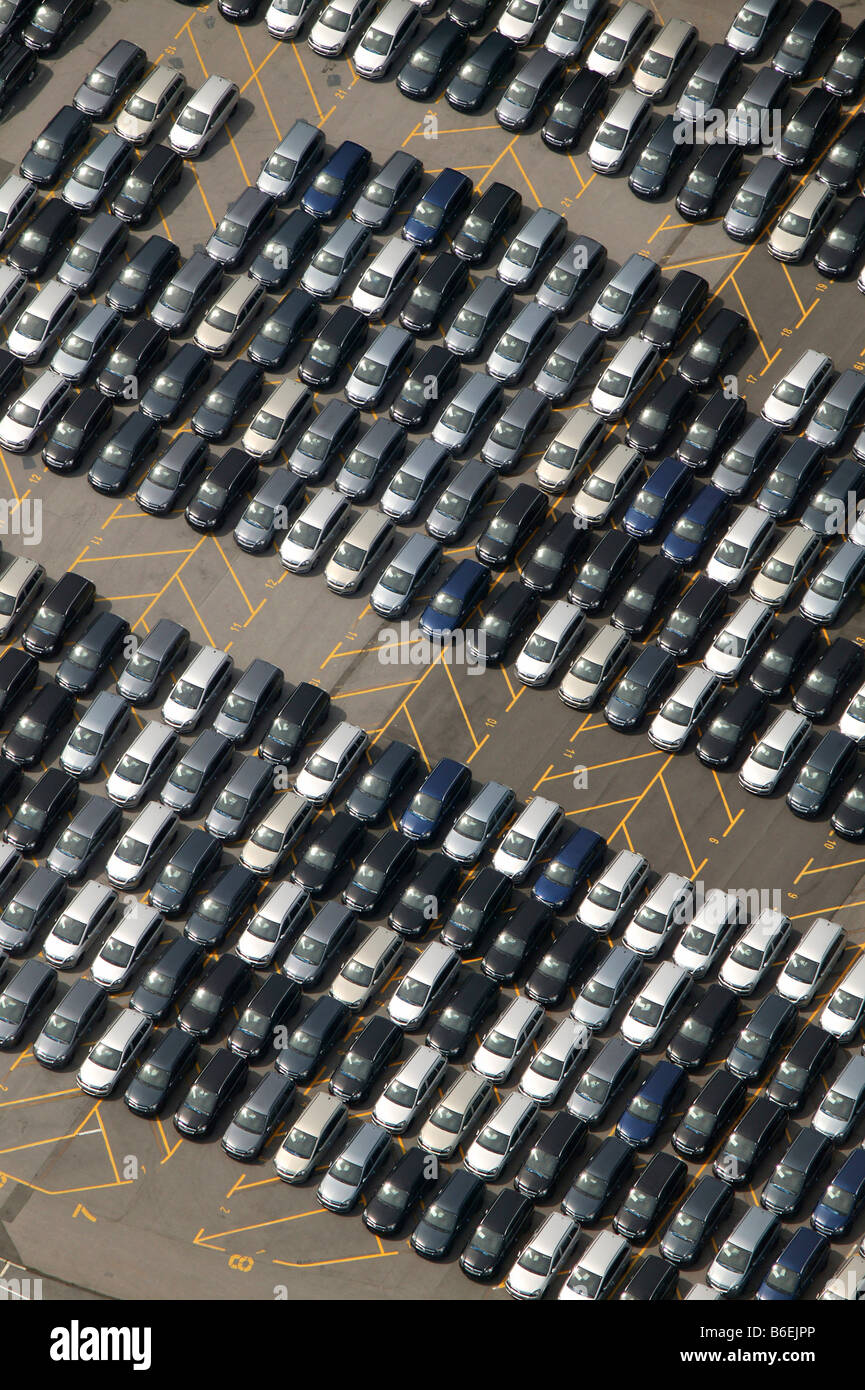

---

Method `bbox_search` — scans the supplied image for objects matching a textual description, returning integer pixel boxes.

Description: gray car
[60,691,130,780]
[352,150,422,230]
[533,322,604,403]
[481,388,549,471]
[116,618,189,705]
[589,253,660,335]
[344,325,413,410]
[433,372,503,453]
[497,207,567,291]
[426,458,496,540]
[800,540,865,624]
[487,302,556,384]
[301,219,371,300]
[57,213,129,294]
[567,1036,638,1123]
[50,303,122,383]
[0,554,44,640]
[32,978,108,1069]
[812,1054,865,1142]
[47,796,121,882]
[213,659,282,745]
[0,867,66,954]
[257,120,325,203]
[234,469,303,554]
[62,133,134,215]
[444,780,515,864]
[707,1207,777,1296]
[317,1120,390,1211]
[152,251,224,336]
[445,275,512,358]
[371,533,442,618]
[724,156,787,241]
[571,944,642,1032]
[380,439,449,522]
[805,367,865,450]
[204,757,273,841]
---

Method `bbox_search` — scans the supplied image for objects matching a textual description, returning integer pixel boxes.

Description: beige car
[193,274,265,356]
[419,1072,493,1159]
[240,791,316,876]
[242,379,312,461]
[114,67,186,145]
[329,926,404,1010]
[325,510,393,594]
[535,408,606,493]
[0,555,44,639]
[559,623,630,708]
[749,524,822,607]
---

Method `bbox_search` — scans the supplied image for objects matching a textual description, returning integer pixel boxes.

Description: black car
[74,37,147,119]
[389,851,458,938]
[153,251,224,338]
[613,1151,688,1242]
[22,571,95,659]
[524,920,596,1008]
[0,959,56,1049]
[130,937,205,1021]
[140,343,210,424]
[440,867,511,957]
[521,515,587,596]
[363,1146,437,1236]
[788,730,857,819]
[514,1112,586,1202]
[625,376,693,456]
[106,235,181,317]
[446,30,515,113]
[447,0,497,29]
[678,389,747,471]
[390,346,459,430]
[677,308,748,388]
[426,970,498,1059]
[248,288,319,370]
[714,1096,787,1186]
[667,983,740,1071]
[673,1068,746,1161]
[8,198,78,278]
[773,0,841,80]
[775,88,840,169]
[542,68,607,150]
[346,741,418,824]
[611,555,680,638]
[299,305,367,390]
[116,616,189,708]
[20,104,91,187]
[605,646,676,729]
[0,40,36,110]
[399,252,469,336]
[111,145,182,226]
[258,682,329,766]
[57,213,128,296]
[3,681,72,767]
[629,115,691,199]
[476,483,546,568]
[568,531,637,612]
[190,362,262,444]
[173,1047,248,1140]
[41,388,112,473]
[47,609,125,696]
[815,196,865,278]
[32,978,107,1069]
[124,1027,198,1117]
[185,449,259,532]
[620,1254,678,1302]
[0,648,38,723]
[750,616,818,700]
[329,1014,402,1105]
[675,141,741,221]
[410,1168,485,1259]
[148,828,222,916]
[0,0,36,46]
[453,181,520,264]
[823,15,865,97]
[0,761,21,820]
[460,1189,532,1281]
[342,830,416,915]
[249,209,319,291]
[467,582,536,666]
[756,437,824,520]
[97,319,168,400]
[291,811,365,897]
[760,1129,832,1218]
[136,435,208,516]
[0,349,23,406]
[640,271,709,355]
[185,864,259,949]
[207,187,276,268]
[482,899,551,985]
[562,1136,634,1224]
[660,1177,733,1266]
[6,775,77,861]
[726,992,798,1082]
[177,952,251,1040]
[817,113,865,193]
[768,1024,836,1112]
[697,686,768,769]
[275,996,349,1082]
[657,575,726,660]
[794,638,862,721]
[20,0,91,50]
[218,0,265,17]
[397,18,467,101]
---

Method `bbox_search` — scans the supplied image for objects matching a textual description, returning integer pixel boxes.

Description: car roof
[142,1028,191,1073]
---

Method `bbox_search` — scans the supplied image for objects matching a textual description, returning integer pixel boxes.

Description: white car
[498,0,557,44]
[515,602,584,686]
[620,960,692,1050]
[492,796,563,881]
[371,1044,446,1133]
[624,872,693,957]
[519,1019,588,1104]
[576,850,649,933]
[472,996,544,1083]
[673,889,742,977]
[840,680,865,742]
[89,903,164,992]
[42,882,116,970]
[295,722,369,803]
[739,709,811,795]
[309,0,376,55]
[77,1009,152,1096]
[649,668,720,752]
[819,953,865,1042]
[170,75,238,158]
[761,349,833,430]
[464,1092,537,1180]
[267,0,320,38]
[506,1212,580,1300]
[718,909,791,995]
[236,883,310,967]
[419,1073,492,1158]
[590,337,658,419]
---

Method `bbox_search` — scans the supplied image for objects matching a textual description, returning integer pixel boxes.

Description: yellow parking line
[292,42,325,122]
[509,143,542,207]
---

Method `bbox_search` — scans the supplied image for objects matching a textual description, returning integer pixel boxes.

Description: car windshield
[544,266,577,295]
[823,1184,854,1216]
[177,107,209,135]
[412,200,444,230]
[595,122,627,151]
[597,369,630,399]
[19,229,49,252]
[821,1088,854,1119]
[88,1042,122,1069]
[483,1028,515,1058]
[716,1240,749,1274]
[291,934,325,965]
[682,1103,714,1136]
[215,218,245,247]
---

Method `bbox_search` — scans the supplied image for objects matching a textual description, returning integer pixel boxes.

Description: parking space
[0,0,863,1302]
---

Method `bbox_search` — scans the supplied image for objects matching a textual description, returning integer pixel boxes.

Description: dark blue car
[756,1228,829,1300]
[419,559,491,638]
[301,141,371,221]
[531,826,606,910]
[811,1148,865,1237]
[622,456,691,542]
[616,1060,686,1149]
[661,483,730,566]
[399,757,471,841]
[403,168,473,248]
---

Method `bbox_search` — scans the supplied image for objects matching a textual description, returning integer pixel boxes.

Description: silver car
[590,339,657,420]
[89,903,164,992]
[325,510,393,594]
[256,119,324,202]
[7,281,76,363]
[587,1,651,79]
[419,1073,492,1158]
[707,1207,777,1297]
[706,507,775,589]
[273,1092,347,1182]
[162,647,232,733]
[820,954,865,1042]
[632,17,697,100]
[762,349,833,429]
[719,908,791,995]
[0,371,70,452]
[295,722,369,802]
[370,532,442,619]
[472,995,544,1082]
[536,408,605,493]
[0,555,44,640]
[351,235,418,318]
[194,273,265,357]
[519,1018,588,1104]
[588,90,652,175]
[812,1054,865,1141]
[106,721,178,807]
[750,525,821,607]
[559,624,630,708]
[42,881,116,970]
[169,75,239,159]
[571,945,642,1032]
[576,850,649,934]
[497,208,566,292]
[673,889,742,977]
[506,1211,580,1300]
[372,1044,446,1132]
[739,708,811,794]
[649,668,720,751]
[493,795,563,879]
[281,487,349,572]
[114,66,185,144]
[589,253,660,335]
[309,0,377,55]
[106,802,178,891]
[516,601,584,686]
[443,780,515,864]
[302,219,371,300]
[464,1091,537,1179]
[768,181,834,262]
[624,872,694,958]
[236,882,310,968]
[800,540,865,624]
[77,1009,153,1096]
